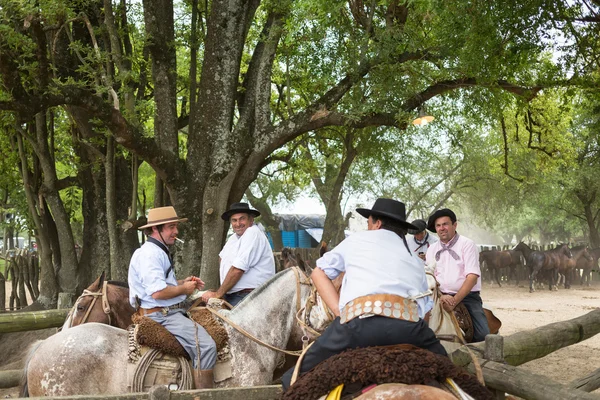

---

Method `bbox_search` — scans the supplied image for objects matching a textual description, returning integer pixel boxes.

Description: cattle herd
[478,242,600,292]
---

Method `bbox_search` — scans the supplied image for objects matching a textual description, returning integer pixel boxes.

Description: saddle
[283,345,493,400]
[126,304,231,391]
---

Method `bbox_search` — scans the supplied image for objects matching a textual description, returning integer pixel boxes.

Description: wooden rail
[24,385,283,400]
[0,308,69,333]
[450,308,600,367]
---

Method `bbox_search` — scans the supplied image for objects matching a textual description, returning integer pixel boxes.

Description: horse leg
[494,267,502,287]
[529,267,537,293]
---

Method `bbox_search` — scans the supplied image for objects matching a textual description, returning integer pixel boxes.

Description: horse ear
[97,271,106,290]
[319,241,328,257]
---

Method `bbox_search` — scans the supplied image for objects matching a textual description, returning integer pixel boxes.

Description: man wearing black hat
[201,202,275,306]
[281,198,446,391]
[425,208,489,342]
[408,218,438,268]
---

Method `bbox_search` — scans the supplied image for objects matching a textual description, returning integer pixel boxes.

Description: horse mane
[107,280,129,289]
[235,268,296,307]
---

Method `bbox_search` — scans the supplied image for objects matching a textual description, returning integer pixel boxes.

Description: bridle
[67,281,112,328]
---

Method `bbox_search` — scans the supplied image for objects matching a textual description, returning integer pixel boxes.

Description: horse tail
[20,339,44,397]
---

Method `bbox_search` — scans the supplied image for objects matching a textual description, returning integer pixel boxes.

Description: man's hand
[440,294,456,313]
[181,280,197,295]
[185,276,205,290]
[201,290,218,302]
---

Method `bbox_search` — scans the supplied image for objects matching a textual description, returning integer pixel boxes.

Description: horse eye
[77,305,85,312]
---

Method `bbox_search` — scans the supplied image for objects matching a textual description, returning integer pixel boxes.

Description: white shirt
[408,233,439,268]
[128,240,186,308]
[316,229,433,318]
[219,224,275,294]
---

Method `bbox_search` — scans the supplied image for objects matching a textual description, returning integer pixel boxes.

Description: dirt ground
[1,280,599,397]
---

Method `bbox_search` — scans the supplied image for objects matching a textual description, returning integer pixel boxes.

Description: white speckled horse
[22,268,311,396]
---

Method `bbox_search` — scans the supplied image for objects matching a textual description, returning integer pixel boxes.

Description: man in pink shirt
[425,208,490,342]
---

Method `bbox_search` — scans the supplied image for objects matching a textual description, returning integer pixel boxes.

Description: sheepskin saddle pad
[130,307,229,359]
[283,344,494,400]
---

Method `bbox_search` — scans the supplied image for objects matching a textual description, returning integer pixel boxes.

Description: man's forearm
[152,284,186,300]
[454,274,478,304]
[312,268,340,317]
[216,267,245,298]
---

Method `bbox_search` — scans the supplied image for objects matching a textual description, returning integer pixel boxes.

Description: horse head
[68,272,134,329]
[281,247,298,269]
[216,267,313,387]
[559,243,572,258]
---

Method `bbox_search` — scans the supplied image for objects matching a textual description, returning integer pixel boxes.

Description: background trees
[0,0,598,306]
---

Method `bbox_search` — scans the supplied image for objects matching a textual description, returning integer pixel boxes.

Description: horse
[21,267,312,396]
[579,247,600,286]
[559,245,592,289]
[478,250,522,287]
[513,242,572,293]
[62,271,135,330]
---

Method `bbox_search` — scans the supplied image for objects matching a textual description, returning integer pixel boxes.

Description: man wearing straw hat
[281,198,446,390]
[128,206,217,389]
[201,202,275,306]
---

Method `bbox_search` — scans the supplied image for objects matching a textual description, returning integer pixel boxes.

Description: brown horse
[478,250,523,287]
[64,271,135,330]
[513,242,572,293]
[560,245,592,289]
[579,247,600,286]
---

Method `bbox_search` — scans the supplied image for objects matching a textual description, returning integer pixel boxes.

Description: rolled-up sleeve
[316,250,346,280]
[463,240,481,277]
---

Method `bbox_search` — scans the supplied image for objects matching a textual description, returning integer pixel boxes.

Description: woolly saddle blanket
[283,345,494,400]
[126,306,231,391]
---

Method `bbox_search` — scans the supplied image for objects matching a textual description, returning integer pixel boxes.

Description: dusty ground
[1,280,599,397]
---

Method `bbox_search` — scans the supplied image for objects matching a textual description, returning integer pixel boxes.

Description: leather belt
[340,294,420,324]
[138,301,186,316]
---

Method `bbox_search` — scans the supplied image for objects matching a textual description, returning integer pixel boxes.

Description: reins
[203,267,312,357]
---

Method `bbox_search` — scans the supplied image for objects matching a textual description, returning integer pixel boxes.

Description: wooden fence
[0,249,39,311]
[2,308,600,398]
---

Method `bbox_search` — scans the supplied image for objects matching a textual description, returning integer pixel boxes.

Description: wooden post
[450,309,600,367]
[569,367,600,393]
[484,334,505,400]
[470,360,600,400]
[148,385,170,400]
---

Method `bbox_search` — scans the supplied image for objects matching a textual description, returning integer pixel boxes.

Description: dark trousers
[460,291,490,342]
[224,290,251,307]
[281,315,447,390]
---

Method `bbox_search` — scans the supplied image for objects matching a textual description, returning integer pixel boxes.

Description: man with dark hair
[425,208,489,342]
[128,206,217,389]
[201,202,275,306]
[408,218,438,268]
[281,198,446,391]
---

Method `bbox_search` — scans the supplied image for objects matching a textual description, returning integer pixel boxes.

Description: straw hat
[138,206,188,230]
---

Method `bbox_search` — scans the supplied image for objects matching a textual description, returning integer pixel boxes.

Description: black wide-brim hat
[356,198,417,231]
[408,219,427,235]
[427,208,457,232]
[221,202,261,221]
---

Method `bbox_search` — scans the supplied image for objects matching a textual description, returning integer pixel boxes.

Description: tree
[0,0,585,294]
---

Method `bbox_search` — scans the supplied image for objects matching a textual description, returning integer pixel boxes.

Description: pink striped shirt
[425,235,481,294]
